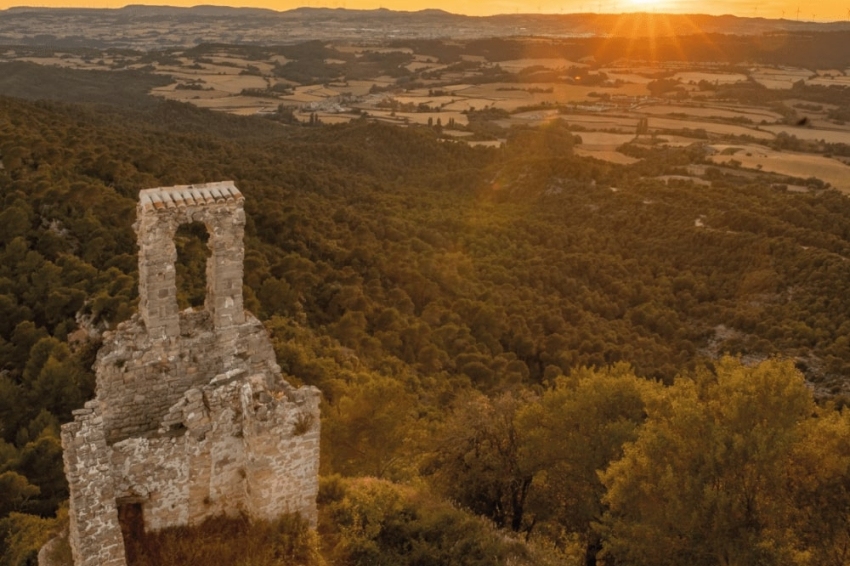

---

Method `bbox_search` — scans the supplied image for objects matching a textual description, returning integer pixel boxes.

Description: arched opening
[174,221,211,310]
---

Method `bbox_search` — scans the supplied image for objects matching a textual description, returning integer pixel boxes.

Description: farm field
[761,125,850,145]
[635,104,783,123]
[574,148,640,163]
[496,58,587,71]
[643,116,774,138]
[672,71,748,84]
[602,71,654,84]
[750,67,813,89]
[804,76,850,87]
[709,144,850,192]
[4,38,849,193]
[187,95,280,114]
[574,132,637,146]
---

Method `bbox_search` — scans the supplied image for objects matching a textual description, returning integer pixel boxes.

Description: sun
[628,0,666,8]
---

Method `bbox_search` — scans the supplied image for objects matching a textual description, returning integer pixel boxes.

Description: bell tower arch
[135,181,245,339]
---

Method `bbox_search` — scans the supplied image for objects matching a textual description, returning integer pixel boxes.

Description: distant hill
[1,6,850,49]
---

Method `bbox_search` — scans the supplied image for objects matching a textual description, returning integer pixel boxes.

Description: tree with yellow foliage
[601,358,816,566]
[519,364,658,566]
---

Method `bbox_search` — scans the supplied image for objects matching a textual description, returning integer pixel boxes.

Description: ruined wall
[99,182,261,444]
[60,182,321,566]
[108,370,320,531]
[96,310,278,444]
[136,181,245,339]
[61,403,127,566]
[242,375,321,525]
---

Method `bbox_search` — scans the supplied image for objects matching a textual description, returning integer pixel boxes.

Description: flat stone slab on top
[139,181,243,212]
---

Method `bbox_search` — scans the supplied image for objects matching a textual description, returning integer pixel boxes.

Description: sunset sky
[0,0,847,21]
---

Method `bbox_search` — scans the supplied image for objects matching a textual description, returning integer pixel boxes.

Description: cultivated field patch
[806,76,850,87]
[600,71,654,84]
[636,104,782,123]
[646,116,774,139]
[575,148,640,164]
[709,144,850,191]
[496,58,587,71]
[750,66,812,89]
[574,131,637,147]
[761,125,850,144]
[673,71,747,84]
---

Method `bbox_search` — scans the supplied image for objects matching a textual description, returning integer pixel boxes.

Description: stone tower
[61,182,321,566]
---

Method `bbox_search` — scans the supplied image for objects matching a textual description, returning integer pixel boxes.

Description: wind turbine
[796,6,800,19]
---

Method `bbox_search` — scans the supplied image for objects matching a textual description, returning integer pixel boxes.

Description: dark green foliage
[6,61,850,564]
[396,32,850,70]
[174,222,211,309]
[0,62,171,108]
[422,392,534,533]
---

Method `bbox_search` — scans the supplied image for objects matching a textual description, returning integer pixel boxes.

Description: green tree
[0,473,39,517]
[0,201,31,247]
[0,512,59,566]
[786,407,850,566]
[634,117,649,138]
[518,364,657,565]
[601,358,815,566]
[424,391,534,533]
[324,375,417,479]
[14,433,66,516]
[320,476,525,566]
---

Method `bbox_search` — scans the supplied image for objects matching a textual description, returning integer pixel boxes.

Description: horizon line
[0,4,831,20]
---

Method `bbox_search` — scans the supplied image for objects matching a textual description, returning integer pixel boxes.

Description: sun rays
[593,13,726,64]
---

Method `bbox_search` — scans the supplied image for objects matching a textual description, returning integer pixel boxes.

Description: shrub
[126,513,323,566]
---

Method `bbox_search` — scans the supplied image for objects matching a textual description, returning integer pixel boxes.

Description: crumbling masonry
[60,182,321,566]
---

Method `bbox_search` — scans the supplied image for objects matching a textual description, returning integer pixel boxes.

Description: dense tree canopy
[602,359,815,565]
[3,66,850,563]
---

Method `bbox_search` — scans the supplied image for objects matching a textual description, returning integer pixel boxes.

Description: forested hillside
[4,76,850,564]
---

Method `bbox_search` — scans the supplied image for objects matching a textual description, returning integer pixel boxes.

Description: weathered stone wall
[242,375,321,526]
[136,181,245,339]
[59,182,322,566]
[111,434,190,531]
[96,310,279,444]
[109,371,321,530]
[61,402,126,566]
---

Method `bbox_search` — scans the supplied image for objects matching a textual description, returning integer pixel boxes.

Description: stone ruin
[60,181,321,566]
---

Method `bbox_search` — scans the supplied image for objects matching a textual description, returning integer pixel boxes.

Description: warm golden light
[0,0,846,23]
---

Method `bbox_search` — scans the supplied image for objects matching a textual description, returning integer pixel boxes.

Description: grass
[126,514,324,566]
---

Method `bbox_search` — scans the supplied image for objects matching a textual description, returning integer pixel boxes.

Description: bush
[319,476,530,566]
[126,513,323,566]
[0,512,60,566]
